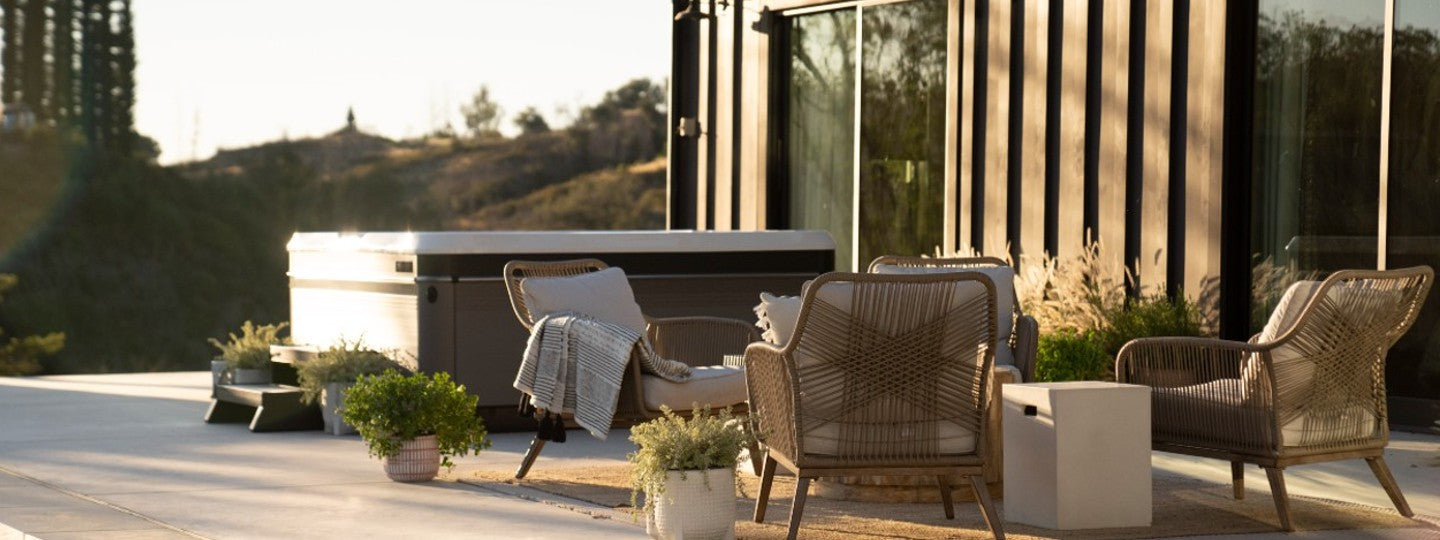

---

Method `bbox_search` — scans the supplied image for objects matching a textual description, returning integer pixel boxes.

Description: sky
[132,1,672,165]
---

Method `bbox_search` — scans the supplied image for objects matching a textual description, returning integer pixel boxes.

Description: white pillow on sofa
[1242,280,1321,402]
[754,292,803,345]
[521,267,648,335]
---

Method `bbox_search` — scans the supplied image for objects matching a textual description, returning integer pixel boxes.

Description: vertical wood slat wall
[692,0,1226,299]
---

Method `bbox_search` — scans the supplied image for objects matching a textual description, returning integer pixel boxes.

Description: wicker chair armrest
[1011,314,1038,382]
[647,316,760,367]
[743,341,799,460]
[1116,336,1270,388]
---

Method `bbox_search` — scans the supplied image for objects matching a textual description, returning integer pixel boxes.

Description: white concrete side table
[1002,381,1152,529]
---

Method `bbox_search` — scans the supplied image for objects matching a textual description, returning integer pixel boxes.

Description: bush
[0,274,65,376]
[1093,294,1202,358]
[1034,329,1112,382]
[629,405,749,512]
[341,370,489,468]
[295,339,403,404]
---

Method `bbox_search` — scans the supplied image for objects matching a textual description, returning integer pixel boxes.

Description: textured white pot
[647,468,736,540]
[231,368,270,385]
[320,382,356,436]
[384,434,440,482]
[210,360,229,387]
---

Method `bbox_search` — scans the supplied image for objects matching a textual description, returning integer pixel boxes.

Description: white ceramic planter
[321,382,356,436]
[647,468,736,540]
[384,434,440,482]
[231,368,270,385]
[210,360,229,387]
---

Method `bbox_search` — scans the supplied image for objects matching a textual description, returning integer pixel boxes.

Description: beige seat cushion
[521,267,648,335]
[640,365,748,412]
[1157,379,1377,448]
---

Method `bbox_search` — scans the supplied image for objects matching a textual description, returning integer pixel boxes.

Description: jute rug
[465,466,1431,539]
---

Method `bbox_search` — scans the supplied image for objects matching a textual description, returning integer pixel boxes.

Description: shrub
[295,339,403,404]
[207,321,288,370]
[341,370,489,468]
[1093,294,1203,358]
[0,274,64,376]
[1034,329,1112,382]
[629,405,749,512]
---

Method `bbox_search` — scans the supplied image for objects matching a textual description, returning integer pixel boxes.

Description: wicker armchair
[504,259,760,479]
[868,255,1038,381]
[1116,266,1433,531]
[746,272,1005,540]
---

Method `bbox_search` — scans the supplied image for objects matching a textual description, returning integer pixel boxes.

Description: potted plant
[341,370,489,482]
[296,340,401,435]
[629,405,748,540]
[208,321,289,385]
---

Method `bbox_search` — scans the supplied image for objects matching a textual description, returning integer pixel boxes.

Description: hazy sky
[132,1,671,165]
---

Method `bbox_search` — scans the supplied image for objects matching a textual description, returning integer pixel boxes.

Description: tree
[513,106,549,135]
[1,0,17,104]
[460,84,503,138]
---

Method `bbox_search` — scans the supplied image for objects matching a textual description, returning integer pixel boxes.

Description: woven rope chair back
[788,272,997,463]
[503,259,609,331]
[1263,266,1432,449]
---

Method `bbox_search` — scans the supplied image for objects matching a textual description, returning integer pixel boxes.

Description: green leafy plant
[628,405,749,512]
[207,321,289,370]
[341,370,489,468]
[1034,329,1112,382]
[295,339,402,404]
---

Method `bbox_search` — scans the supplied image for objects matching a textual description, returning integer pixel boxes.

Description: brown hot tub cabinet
[287,230,834,430]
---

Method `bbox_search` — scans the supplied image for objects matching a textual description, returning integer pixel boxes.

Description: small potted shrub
[208,321,289,385]
[630,405,748,540]
[341,370,489,482]
[296,340,402,435]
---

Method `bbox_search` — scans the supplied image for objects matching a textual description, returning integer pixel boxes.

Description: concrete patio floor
[1,372,1436,539]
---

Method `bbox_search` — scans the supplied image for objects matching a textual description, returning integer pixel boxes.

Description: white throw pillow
[754,292,803,345]
[521,267,648,335]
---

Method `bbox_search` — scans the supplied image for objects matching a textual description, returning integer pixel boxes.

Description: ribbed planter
[320,382,356,436]
[383,434,440,482]
[647,468,736,540]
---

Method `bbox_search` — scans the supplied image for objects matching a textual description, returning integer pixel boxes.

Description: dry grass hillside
[459,158,666,230]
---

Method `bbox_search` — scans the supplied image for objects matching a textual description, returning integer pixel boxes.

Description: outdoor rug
[465,466,1433,539]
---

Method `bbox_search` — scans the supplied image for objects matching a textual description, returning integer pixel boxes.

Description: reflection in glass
[858,0,947,266]
[1251,0,1383,330]
[787,10,856,269]
[1386,0,1440,406]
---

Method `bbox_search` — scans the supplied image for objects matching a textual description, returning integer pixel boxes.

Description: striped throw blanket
[513,313,693,439]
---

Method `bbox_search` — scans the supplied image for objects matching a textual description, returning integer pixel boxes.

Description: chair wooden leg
[937,475,955,519]
[786,477,811,540]
[1366,456,1414,517]
[1231,461,1245,500]
[514,436,546,479]
[1263,467,1294,532]
[754,455,777,523]
[968,475,1005,540]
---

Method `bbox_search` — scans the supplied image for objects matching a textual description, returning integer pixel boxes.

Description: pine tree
[51,0,77,123]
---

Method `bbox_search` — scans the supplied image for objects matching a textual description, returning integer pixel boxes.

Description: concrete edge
[458,479,643,529]
[0,465,209,540]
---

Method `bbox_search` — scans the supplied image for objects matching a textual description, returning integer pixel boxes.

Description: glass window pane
[787,10,857,270]
[1251,0,1384,331]
[1386,0,1440,407]
[858,0,948,265]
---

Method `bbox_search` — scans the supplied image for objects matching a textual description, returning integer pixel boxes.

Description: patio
[1,371,1437,539]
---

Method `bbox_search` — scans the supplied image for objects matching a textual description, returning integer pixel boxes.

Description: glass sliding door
[1251,0,1384,330]
[784,0,948,270]
[787,10,858,269]
[1386,0,1440,423]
